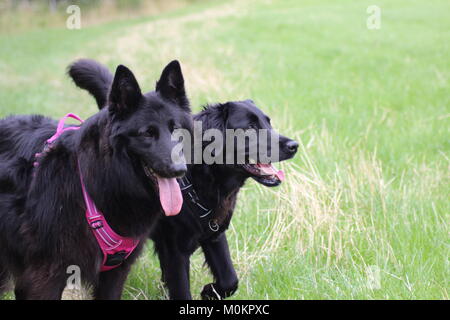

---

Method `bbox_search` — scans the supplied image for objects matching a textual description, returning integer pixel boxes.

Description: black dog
[0,60,191,299]
[69,60,298,300]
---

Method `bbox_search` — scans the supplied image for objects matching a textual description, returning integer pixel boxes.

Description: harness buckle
[105,250,127,267]
[91,220,103,230]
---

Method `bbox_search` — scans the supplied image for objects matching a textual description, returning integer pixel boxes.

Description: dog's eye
[170,125,180,133]
[144,127,158,138]
[168,120,180,133]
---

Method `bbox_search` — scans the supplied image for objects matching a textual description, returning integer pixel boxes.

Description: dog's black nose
[170,163,187,177]
[285,140,299,154]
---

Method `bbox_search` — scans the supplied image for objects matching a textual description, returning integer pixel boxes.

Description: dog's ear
[222,103,230,120]
[220,102,231,131]
[156,60,189,109]
[108,65,142,117]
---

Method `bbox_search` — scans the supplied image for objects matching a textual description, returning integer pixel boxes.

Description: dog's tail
[67,59,113,109]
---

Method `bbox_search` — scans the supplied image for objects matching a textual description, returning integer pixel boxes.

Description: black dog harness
[177,174,220,234]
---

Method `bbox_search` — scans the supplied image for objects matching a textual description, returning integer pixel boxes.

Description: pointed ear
[156,60,189,109]
[221,102,230,120]
[220,102,230,131]
[108,65,142,117]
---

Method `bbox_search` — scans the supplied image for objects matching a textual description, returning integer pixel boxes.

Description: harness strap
[36,113,139,272]
[78,165,139,271]
[46,113,84,144]
[177,175,219,233]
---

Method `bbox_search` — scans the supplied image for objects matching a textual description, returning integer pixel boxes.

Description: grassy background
[0,0,448,299]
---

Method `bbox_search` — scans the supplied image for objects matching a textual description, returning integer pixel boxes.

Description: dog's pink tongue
[257,163,285,181]
[156,176,183,216]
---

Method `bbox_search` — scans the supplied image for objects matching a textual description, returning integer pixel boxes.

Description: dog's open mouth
[241,163,285,187]
[142,162,183,217]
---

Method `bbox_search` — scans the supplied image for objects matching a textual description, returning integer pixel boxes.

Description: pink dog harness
[37,113,139,272]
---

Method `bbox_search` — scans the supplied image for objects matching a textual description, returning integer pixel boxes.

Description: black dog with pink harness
[35,113,139,271]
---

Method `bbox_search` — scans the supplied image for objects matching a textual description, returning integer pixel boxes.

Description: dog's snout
[170,163,187,177]
[285,140,299,155]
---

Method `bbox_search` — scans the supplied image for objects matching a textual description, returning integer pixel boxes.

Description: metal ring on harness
[208,219,219,232]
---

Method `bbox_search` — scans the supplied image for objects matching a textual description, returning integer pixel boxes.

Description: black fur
[69,60,298,300]
[68,59,113,108]
[0,60,191,299]
[151,102,298,299]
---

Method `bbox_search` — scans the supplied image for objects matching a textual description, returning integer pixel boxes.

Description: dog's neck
[191,163,247,195]
[75,110,159,238]
[189,107,250,222]
[188,163,247,224]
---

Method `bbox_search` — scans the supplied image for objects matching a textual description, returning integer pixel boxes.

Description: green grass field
[0,0,449,299]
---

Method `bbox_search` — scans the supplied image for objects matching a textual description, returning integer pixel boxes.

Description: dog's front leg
[156,243,192,300]
[201,232,238,300]
[93,243,144,300]
[93,263,132,300]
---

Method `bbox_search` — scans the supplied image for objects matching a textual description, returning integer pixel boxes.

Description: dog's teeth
[143,164,154,178]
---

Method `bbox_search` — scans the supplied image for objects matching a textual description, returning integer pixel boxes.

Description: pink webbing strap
[42,113,139,272]
[78,166,139,272]
[47,113,84,144]
[34,113,84,168]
